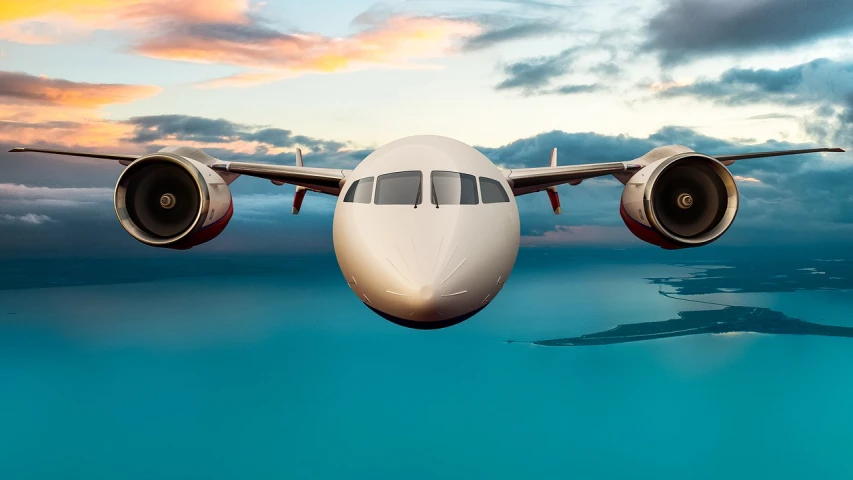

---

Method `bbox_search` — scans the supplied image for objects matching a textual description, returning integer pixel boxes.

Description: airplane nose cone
[419,286,435,302]
[409,285,441,319]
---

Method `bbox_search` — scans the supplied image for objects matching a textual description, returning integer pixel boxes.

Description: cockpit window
[375,171,422,205]
[431,171,478,205]
[479,177,510,204]
[343,177,374,204]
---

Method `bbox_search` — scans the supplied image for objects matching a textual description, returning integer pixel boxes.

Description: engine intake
[115,153,233,249]
[621,154,738,249]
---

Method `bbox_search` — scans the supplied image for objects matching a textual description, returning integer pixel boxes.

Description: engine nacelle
[114,153,233,249]
[620,154,738,249]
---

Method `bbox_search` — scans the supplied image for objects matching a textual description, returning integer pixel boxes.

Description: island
[512,306,853,347]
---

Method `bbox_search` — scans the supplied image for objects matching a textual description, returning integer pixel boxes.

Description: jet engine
[114,153,233,249]
[620,154,738,249]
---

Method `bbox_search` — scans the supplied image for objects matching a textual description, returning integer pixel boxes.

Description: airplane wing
[9,147,139,163]
[208,161,349,195]
[505,147,845,196]
[8,147,350,196]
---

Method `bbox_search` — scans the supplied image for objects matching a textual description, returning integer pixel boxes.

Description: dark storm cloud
[462,20,562,51]
[644,0,853,65]
[496,48,578,93]
[124,115,348,152]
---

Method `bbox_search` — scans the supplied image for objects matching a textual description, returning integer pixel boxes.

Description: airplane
[10,136,845,329]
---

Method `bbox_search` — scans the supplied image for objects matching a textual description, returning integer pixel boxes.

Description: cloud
[1,110,368,170]
[733,175,761,183]
[0,213,55,225]
[644,0,853,65]
[494,48,608,96]
[521,225,633,246]
[132,15,480,80]
[125,115,244,144]
[484,0,578,11]
[0,183,112,208]
[0,71,160,108]
[194,71,290,89]
[590,62,621,76]
[0,0,251,44]
[0,70,158,151]
[476,126,746,169]
[123,114,351,156]
[0,118,137,150]
[551,83,603,95]
[1,3,481,87]
[658,59,853,107]
[203,146,369,170]
[656,59,853,147]
[747,113,799,121]
[496,48,578,93]
[462,19,561,51]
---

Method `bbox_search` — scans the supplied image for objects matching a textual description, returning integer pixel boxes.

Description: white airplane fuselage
[333,136,520,329]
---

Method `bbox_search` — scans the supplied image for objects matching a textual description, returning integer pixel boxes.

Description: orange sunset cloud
[0,70,158,150]
[0,0,250,43]
[1,0,482,87]
[137,15,481,82]
[0,71,160,108]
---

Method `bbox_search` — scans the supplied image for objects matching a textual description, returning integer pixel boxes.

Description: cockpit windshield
[343,177,374,204]
[431,171,479,205]
[375,171,422,205]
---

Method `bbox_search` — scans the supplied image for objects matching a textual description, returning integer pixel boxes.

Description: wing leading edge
[8,147,350,196]
[9,144,846,197]
[9,147,139,164]
[209,161,349,196]
[506,146,846,196]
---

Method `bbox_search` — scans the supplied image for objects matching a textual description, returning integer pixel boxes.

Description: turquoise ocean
[1,249,852,479]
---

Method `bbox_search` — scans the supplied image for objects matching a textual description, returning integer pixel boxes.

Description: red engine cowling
[620,154,738,249]
[114,153,233,249]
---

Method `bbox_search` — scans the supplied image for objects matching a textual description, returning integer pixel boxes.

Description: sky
[1,0,853,256]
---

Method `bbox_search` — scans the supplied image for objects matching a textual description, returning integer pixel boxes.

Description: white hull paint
[333,136,520,328]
